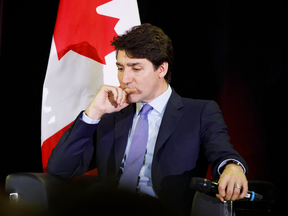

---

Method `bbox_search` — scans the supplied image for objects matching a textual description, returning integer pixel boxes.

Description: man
[47,23,248,215]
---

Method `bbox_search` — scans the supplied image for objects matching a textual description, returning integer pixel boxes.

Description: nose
[119,69,132,85]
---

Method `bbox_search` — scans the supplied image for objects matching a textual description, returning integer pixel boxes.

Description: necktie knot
[140,104,153,115]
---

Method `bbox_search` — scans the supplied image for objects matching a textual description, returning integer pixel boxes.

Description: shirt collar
[136,85,172,116]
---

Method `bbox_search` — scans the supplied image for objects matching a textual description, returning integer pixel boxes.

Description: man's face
[116,50,167,103]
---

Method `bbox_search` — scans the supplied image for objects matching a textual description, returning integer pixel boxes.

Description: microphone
[190,177,263,201]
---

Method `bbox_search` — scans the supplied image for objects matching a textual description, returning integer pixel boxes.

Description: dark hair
[111,23,174,83]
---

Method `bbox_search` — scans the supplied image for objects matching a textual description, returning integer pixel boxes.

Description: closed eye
[133,67,141,72]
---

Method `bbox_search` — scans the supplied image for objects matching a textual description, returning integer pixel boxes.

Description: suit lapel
[114,104,135,171]
[154,90,184,156]
[112,90,183,175]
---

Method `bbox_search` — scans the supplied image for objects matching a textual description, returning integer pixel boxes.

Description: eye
[117,67,124,72]
[133,67,141,72]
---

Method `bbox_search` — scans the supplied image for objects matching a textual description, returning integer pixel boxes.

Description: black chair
[5,172,276,216]
[5,173,98,216]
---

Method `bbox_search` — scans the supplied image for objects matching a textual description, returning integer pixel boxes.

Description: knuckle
[218,185,225,191]
[234,190,240,195]
[227,189,233,195]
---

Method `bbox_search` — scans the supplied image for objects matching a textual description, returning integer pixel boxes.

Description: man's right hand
[85,85,135,120]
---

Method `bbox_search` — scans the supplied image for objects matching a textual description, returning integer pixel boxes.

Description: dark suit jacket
[47,89,247,215]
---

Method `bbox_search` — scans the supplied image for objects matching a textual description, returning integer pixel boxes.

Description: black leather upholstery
[5,173,98,209]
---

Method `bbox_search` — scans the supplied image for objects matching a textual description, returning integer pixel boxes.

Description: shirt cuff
[217,159,246,175]
[81,111,100,124]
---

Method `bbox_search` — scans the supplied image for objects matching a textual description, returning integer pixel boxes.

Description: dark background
[0,0,287,215]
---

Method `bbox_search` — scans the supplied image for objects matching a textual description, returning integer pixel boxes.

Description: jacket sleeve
[200,100,248,179]
[47,111,98,178]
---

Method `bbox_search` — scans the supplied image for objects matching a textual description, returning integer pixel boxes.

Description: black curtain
[0,0,287,215]
[0,0,60,192]
[0,0,3,56]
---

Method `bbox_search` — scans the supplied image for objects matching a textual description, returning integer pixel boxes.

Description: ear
[157,62,168,79]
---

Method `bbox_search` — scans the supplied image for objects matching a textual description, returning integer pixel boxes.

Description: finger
[239,181,248,199]
[105,86,124,108]
[121,90,128,106]
[225,180,236,201]
[115,87,126,106]
[123,87,137,95]
[218,178,228,198]
[216,194,225,202]
[231,184,241,201]
[107,88,119,105]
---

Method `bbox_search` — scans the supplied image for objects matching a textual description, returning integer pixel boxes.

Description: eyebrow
[116,62,142,67]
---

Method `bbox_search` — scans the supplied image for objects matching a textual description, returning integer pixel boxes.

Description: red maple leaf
[53,0,119,64]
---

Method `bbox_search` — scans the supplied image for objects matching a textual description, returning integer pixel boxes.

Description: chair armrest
[5,172,98,209]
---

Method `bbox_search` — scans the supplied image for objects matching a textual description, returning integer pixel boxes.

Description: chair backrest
[5,173,50,208]
[5,172,99,210]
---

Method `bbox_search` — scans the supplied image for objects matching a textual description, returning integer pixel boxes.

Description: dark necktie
[118,104,153,192]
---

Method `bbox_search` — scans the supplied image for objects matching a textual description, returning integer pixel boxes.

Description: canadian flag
[41,0,140,172]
